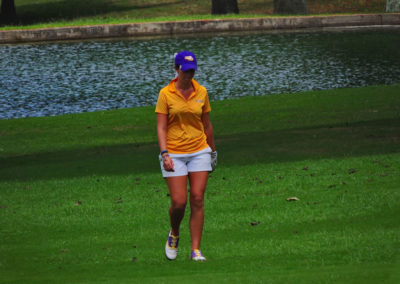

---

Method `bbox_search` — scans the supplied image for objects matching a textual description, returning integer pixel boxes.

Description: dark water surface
[1,26,400,119]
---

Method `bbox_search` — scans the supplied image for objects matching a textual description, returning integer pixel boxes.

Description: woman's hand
[162,154,175,172]
[157,114,174,172]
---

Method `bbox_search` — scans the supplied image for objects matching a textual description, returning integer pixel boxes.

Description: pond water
[1,26,400,119]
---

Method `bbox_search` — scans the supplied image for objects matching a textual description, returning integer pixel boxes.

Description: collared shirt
[155,78,211,154]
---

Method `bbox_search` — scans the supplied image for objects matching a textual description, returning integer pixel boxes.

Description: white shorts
[159,147,212,178]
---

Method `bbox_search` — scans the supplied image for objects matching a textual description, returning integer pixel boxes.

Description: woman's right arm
[157,113,174,171]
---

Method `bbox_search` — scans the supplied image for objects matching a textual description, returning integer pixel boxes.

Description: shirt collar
[168,78,200,94]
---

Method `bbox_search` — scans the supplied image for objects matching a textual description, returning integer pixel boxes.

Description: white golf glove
[211,151,218,172]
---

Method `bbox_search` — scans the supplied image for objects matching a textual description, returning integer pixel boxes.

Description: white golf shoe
[165,230,179,260]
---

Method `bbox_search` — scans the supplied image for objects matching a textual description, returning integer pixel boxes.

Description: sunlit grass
[0,14,287,30]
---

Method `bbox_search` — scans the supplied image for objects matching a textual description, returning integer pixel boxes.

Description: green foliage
[1,85,399,283]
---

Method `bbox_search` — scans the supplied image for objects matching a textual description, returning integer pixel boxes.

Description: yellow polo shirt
[155,78,211,154]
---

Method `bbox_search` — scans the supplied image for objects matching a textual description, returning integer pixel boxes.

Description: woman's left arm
[202,112,216,152]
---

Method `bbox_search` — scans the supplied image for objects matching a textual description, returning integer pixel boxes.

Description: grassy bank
[1,0,387,30]
[1,85,399,283]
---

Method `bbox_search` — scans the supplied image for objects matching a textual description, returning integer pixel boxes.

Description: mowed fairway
[0,85,399,283]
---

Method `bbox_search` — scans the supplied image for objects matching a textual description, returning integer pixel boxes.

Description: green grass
[1,0,387,30]
[1,84,399,283]
[0,13,293,31]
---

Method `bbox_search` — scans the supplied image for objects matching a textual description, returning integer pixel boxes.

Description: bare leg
[166,176,188,236]
[188,171,209,250]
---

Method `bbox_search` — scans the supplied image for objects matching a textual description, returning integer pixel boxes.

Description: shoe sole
[165,245,177,260]
[191,258,206,262]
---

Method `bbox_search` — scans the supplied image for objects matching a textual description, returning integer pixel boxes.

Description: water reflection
[1,27,400,119]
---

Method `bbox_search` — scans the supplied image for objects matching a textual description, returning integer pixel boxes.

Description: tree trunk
[274,0,307,14]
[386,0,400,12]
[0,0,17,23]
[212,0,239,15]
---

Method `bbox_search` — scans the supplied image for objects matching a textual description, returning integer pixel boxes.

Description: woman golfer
[156,51,217,261]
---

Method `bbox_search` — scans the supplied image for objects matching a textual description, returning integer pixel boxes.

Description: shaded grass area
[0,85,399,283]
[1,117,399,182]
[12,0,186,24]
[1,0,387,29]
[1,84,399,181]
[307,0,386,14]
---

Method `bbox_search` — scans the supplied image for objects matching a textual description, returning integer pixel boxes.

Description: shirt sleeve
[203,90,211,113]
[155,91,168,114]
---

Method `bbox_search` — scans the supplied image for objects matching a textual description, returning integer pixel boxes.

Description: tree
[386,0,400,12]
[0,0,17,24]
[212,0,239,15]
[274,0,307,14]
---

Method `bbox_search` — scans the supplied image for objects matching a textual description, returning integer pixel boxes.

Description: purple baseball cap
[174,51,197,71]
